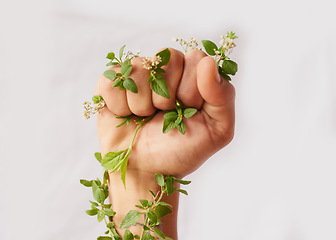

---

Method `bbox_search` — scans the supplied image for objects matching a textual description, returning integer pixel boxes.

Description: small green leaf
[155,205,172,219]
[151,78,170,99]
[156,48,171,67]
[222,59,238,75]
[177,121,186,135]
[92,181,105,203]
[92,95,103,104]
[201,40,218,56]
[148,189,156,198]
[123,229,134,240]
[80,179,92,187]
[120,210,141,229]
[106,51,115,60]
[120,153,129,189]
[142,232,155,240]
[121,59,132,77]
[139,199,149,207]
[174,188,188,195]
[97,236,112,240]
[155,173,165,187]
[101,150,126,172]
[123,78,138,93]
[157,202,172,208]
[97,210,105,222]
[135,205,145,210]
[106,61,118,66]
[175,116,182,125]
[103,208,116,217]
[86,208,98,216]
[103,171,108,185]
[103,69,117,81]
[103,203,112,208]
[95,152,102,163]
[218,67,232,81]
[153,228,166,239]
[134,235,140,239]
[165,177,174,196]
[172,177,191,185]
[162,119,176,134]
[119,45,126,59]
[90,200,99,207]
[163,111,178,121]
[112,77,122,87]
[183,108,197,118]
[147,211,158,224]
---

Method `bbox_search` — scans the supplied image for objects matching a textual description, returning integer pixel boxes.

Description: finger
[94,66,132,116]
[152,48,184,110]
[126,57,156,116]
[177,49,206,109]
[197,57,236,143]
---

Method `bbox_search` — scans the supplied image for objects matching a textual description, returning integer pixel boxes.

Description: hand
[94,48,235,178]
[93,48,235,238]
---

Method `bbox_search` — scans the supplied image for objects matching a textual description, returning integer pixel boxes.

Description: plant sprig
[142,48,171,99]
[163,100,197,135]
[201,31,238,81]
[103,45,139,93]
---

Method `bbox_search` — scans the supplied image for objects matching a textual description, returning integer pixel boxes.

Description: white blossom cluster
[83,100,106,119]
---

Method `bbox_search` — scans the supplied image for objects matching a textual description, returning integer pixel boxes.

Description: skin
[94,48,235,239]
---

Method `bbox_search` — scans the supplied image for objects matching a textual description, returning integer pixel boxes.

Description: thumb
[197,56,236,140]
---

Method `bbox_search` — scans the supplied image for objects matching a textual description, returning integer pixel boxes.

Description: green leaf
[123,229,134,240]
[218,66,232,81]
[165,177,174,196]
[162,119,176,134]
[106,51,115,60]
[97,236,112,240]
[120,210,141,229]
[175,116,182,125]
[123,78,138,93]
[155,173,165,187]
[86,208,98,216]
[101,150,126,172]
[139,199,149,207]
[148,211,158,224]
[163,111,178,121]
[153,228,166,239]
[172,177,191,185]
[103,203,112,208]
[120,153,129,189]
[155,205,172,219]
[103,170,108,185]
[97,210,105,222]
[92,95,103,104]
[92,181,105,203]
[174,188,188,195]
[157,202,172,208]
[156,48,171,67]
[103,208,116,217]
[142,232,155,240]
[150,78,170,99]
[121,59,132,77]
[80,179,92,187]
[95,152,102,163]
[222,59,238,75]
[119,45,126,59]
[112,77,122,87]
[90,200,99,206]
[177,121,186,135]
[106,61,118,66]
[183,108,197,118]
[148,189,156,198]
[134,235,140,239]
[201,40,218,56]
[103,69,117,81]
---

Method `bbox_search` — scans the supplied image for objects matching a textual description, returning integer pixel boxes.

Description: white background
[1,0,335,239]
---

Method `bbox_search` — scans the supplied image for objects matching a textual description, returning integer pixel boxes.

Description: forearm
[108,169,180,239]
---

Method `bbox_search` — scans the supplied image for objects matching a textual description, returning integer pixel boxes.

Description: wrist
[108,169,180,239]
